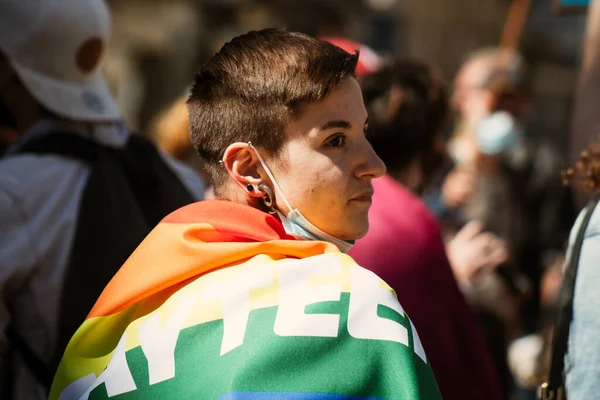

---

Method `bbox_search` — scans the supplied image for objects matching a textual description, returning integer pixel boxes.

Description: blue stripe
[217,393,384,400]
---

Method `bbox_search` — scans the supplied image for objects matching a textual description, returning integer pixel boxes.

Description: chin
[338,221,370,241]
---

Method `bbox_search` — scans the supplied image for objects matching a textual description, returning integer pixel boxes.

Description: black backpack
[6,133,196,393]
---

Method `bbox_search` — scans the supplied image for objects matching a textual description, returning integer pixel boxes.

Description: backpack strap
[540,194,600,400]
[49,133,195,373]
[17,133,105,162]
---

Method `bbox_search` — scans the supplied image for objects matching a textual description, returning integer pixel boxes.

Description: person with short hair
[50,28,443,400]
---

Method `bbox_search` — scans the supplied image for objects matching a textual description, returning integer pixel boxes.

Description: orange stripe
[88,222,337,319]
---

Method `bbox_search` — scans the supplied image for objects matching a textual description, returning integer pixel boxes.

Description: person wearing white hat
[0,1,205,399]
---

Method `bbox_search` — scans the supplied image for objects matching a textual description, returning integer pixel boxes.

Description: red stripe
[162,200,294,242]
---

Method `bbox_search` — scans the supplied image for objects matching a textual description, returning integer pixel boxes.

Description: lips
[350,190,374,202]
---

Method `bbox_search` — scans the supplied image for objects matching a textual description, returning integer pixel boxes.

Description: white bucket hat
[0,0,120,122]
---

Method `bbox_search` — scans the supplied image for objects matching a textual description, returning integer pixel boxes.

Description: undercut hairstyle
[361,59,448,174]
[187,28,358,194]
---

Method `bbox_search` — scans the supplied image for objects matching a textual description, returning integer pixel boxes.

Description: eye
[325,134,347,148]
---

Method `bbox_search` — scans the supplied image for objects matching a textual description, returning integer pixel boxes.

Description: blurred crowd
[0,0,597,400]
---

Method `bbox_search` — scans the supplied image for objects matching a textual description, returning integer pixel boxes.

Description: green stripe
[89,293,440,400]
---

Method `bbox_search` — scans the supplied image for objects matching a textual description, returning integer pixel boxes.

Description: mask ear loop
[246,142,294,212]
[219,142,294,212]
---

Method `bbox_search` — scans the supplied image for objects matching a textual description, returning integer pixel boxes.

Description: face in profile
[452,59,493,126]
[264,77,386,240]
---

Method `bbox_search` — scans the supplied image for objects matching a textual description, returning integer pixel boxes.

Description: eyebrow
[319,119,369,131]
[320,120,351,131]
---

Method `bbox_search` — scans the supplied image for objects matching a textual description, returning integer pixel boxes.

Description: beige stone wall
[103,0,202,132]
[396,0,509,77]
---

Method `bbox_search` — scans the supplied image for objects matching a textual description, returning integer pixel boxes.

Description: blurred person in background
[50,28,443,400]
[446,47,574,293]
[427,47,575,396]
[0,1,204,398]
[446,48,573,260]
[150,95,195,166]
[150,95,216,198]
[554,143,600,400]
[150,94,212,184]
[349,60,504,400]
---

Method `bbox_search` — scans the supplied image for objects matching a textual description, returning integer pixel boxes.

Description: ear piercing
[245,183,276,213]
[257,183,276,213]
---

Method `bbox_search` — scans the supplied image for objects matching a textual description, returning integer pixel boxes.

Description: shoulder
[0,153,88,219]
[52,250,441,400]
[566,198,600,394]
[568,199,600,251]
[0,154,88,217]
[366,183,442,250]
[583,200,600,237]
[0,155,88,288]
[373,177,438,222]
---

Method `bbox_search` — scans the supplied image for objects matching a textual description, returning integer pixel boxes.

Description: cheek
[290,164,347,211]
[316,169,349,212]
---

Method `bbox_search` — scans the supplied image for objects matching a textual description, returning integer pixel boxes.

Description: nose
[355,138,386,179]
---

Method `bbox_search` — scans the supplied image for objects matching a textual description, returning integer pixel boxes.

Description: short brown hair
[187,28,358,193]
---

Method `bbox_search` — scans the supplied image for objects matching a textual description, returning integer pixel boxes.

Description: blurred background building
[102,0,586,154]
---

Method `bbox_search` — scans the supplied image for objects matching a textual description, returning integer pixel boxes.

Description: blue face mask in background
[475,111,521,156]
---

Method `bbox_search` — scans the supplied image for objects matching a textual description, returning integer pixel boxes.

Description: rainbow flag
[51,201,442,400]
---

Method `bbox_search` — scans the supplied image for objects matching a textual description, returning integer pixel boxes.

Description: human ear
[222,142,263,197]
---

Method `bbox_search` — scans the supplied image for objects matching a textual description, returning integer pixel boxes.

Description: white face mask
[247,143,354,253]
[475,111,521,155]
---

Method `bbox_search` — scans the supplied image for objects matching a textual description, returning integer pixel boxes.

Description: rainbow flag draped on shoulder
[51,200,442,400]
